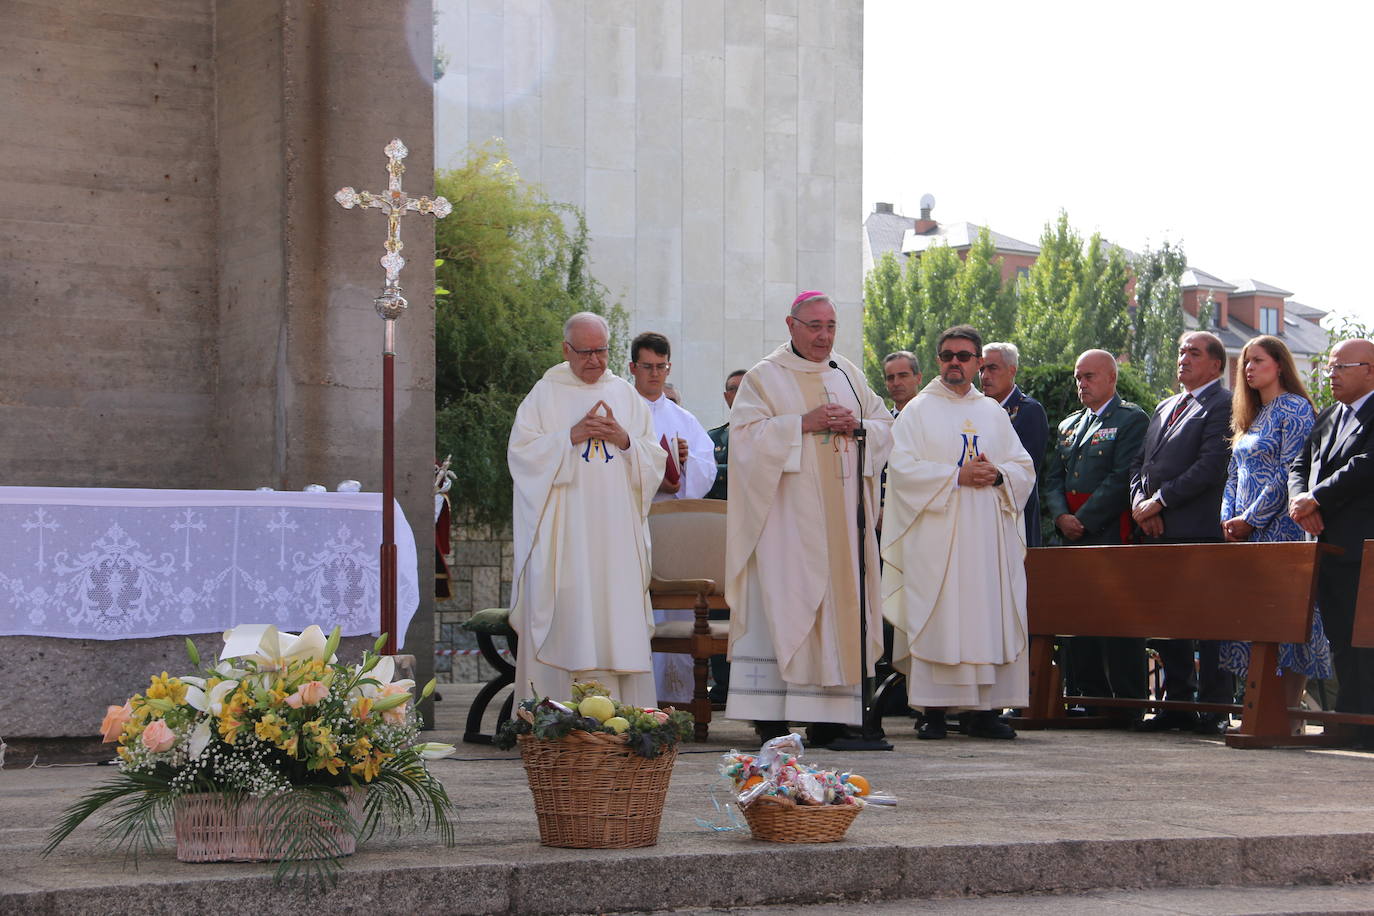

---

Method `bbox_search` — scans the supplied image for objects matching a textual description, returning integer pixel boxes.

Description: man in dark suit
[705,369,746,501]
[1289,338,1374,742]
[979,342,1049,547]
[1044,349,1150,707]
[1130,331,1234,734]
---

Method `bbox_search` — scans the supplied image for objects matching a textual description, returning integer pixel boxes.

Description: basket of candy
[722,734,882,844]
[496,682,693,849]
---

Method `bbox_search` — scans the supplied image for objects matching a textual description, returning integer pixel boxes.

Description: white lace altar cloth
[0,487,419,647]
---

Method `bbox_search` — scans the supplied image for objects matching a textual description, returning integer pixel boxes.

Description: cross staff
[335,138,451,656]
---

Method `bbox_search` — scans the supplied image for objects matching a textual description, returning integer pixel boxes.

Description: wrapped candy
[719,733,892,810]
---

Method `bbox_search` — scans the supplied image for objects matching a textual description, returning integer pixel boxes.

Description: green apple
[603,716,630,734]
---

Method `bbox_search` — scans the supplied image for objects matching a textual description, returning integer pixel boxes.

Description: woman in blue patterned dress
[1218,335,1332,721]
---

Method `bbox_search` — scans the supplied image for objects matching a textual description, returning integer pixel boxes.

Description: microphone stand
[826,360,893,752]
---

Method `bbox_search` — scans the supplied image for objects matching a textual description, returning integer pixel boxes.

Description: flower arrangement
[494,681,692,757]
[45,624,456,882]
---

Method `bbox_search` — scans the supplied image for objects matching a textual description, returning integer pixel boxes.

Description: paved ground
[4,684,1374,915]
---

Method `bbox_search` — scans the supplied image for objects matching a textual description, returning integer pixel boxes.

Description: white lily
[188,720,212,759]
[414,742,455,761]
[181,676,207,688]
[220,623,333,670]
[183,683,208,712]
[206,679,239,716]
[357,655,417,698]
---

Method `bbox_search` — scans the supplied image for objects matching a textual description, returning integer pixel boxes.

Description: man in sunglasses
[723,291,893,747]
[507,312,667,707]
[881,325,1035,740]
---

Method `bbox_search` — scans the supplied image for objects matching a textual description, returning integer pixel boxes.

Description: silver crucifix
[334,138,451,323]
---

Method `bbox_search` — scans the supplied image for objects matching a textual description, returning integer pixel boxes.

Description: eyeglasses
[791,320,837,333]
[1322,362,1372,377]
[633,361,671,373]
[566,344,609,358]
[724,385,740,393]
[938,350,978,363]
[977,364,1001,372]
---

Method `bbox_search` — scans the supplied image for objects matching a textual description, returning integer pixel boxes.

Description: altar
[0,487,420,739]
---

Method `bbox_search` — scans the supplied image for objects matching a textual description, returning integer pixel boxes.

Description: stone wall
[434,518,514,683]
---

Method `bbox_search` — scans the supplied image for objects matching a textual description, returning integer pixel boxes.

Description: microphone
[828,359,867,437]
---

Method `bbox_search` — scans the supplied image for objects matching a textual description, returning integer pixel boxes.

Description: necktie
[1072,410,1095,451]
[1165,393,1193,429]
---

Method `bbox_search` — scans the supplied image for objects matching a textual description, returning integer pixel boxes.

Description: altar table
[0,487,419,647]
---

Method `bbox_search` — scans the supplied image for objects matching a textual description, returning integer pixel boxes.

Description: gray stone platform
[4,685,1374,915]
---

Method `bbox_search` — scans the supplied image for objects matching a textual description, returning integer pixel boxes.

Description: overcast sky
[863,0,1374,326]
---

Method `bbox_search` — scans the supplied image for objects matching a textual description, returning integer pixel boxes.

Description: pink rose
[100,702,133,743]
[140,719,176,753]
[287,680,328,708]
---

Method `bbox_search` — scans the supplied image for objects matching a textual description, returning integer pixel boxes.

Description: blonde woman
[1218,336,1331,719]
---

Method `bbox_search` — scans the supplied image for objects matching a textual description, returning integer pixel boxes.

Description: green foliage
[1014,212,1134,366]
[959,228,1018,345]
[861,227,1018,394]
[435,144,627,529]
[862,251,912,392]
[1016,362,1161,424]
[1129,240,1189,395]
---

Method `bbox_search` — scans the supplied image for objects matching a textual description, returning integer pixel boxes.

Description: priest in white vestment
[508,312,667,706]
[724,291,893,744]
[628,332,718,704]
[881,325,1036,740]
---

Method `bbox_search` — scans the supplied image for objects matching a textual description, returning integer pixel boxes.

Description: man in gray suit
[1129,331,1234,734]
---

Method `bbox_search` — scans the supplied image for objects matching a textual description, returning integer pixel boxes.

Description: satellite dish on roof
[920,193,935,211]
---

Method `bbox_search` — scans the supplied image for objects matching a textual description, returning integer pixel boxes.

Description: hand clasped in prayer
[802,402,857,435]
[570,400,630,450]
[957,452,1000,488]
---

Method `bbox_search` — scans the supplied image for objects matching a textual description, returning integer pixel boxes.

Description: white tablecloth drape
[0,487,420,647]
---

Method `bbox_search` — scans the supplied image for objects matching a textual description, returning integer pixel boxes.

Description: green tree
[434,144,627,530]
[1130,240,1188,395]
[959,227,1017,344]
[861,251,912,392]
[1015,212,1083,365]
[1068,234,1132,359]
[912,243,962,363]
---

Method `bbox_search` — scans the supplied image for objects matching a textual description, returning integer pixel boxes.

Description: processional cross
[335,138,451,655]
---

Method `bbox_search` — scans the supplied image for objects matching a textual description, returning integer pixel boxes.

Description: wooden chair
[647,499,729,741]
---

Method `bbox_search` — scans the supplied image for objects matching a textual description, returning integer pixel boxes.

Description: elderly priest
[881,325,1035,740]
[507,312,667,706]
[724,290,893,746]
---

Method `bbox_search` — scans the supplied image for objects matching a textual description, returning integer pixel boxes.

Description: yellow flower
[353,696,374,720]
[146,672,188,706]
[349,736,373,759]
[218,712,243,743]
[349,750,390,782]
[278,733,299,757]
[254,713,285,743]
[309,755,346,776]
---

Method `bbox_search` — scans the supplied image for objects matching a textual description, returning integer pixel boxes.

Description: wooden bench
[1021,540,1349,748]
